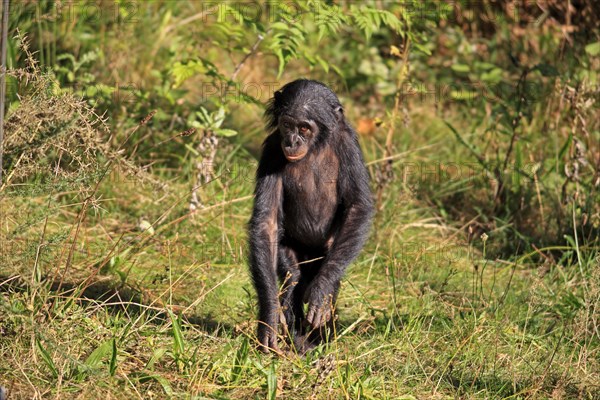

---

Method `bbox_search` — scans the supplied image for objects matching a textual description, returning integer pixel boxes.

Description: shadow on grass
[0,274,233,335]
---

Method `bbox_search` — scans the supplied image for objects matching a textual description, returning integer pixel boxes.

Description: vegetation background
[0,1,598,398]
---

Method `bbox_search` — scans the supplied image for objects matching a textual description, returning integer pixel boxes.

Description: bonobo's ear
[335,106,344,122]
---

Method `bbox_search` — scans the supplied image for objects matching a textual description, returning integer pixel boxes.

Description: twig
[164,6,218,34]
[375,38,410,207]
[189,133,218,211]
[502,67,529,173]
[493,66,529,206]
[231,34,264,82]
[0,0,10,184]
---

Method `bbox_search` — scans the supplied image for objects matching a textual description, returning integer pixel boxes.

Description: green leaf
[558,134,572,159]
[412,42,432,55]
[276,49,285,78]
[215,128,238,137]
[36,338,58,378]
[270,22,289,31]
[84,339,114,368]
[513,142,522,188]
[146,347,168,370]
[153,374,174,396]
[563,234,577,249]
[267,361,277,400]
[213,107,226,128]
[169,310,185,355]
[585,41,600,56]
[451,64,470,73]
[474,62,497,71]
[315,55,330,73]
[450,90,477,100]
[160,9,172,28]
[171,60,207,88]
[481,68,503,83]
[444,121,487,171]
[56,53,76,65]
[231,338,249,383]
[133,372,173,396]
[184,143,200,156]
[196,107,211,124]
[109,338,118,376]
[546,133,572,178]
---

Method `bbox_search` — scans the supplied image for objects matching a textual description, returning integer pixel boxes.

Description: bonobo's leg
[248,168,283,353]
[291,256,332,352]
[277,245,302,336]
[278,246,318,354]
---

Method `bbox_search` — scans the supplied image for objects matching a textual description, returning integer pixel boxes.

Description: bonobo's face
[278,115,319,162]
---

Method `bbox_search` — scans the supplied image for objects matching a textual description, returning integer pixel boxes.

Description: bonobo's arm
[248,135,284,352]
[305,134,374,328]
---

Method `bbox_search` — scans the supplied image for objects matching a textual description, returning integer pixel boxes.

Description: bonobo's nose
[284,133,300,148]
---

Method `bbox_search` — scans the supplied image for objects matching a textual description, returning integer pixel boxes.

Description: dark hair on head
[264,79,344,134]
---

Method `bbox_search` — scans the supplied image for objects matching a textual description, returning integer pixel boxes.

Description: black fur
[249,79,373,353]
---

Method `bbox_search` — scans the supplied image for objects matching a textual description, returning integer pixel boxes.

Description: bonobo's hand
[304,280,335,329]
[257,320,281,354]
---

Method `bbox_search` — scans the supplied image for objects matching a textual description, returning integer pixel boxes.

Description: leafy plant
[189,107,238,138]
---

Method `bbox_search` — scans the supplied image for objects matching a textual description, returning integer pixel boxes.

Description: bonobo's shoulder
[262,131,280,149]
[334,123,370,187]
[262,132,285,157]
[335,124,362,155]
[257,132,286,173]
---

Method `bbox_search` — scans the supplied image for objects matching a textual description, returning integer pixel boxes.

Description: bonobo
[248,79,373,353]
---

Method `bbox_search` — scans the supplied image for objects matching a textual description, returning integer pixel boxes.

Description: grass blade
[109,338,118,376]
[36,337,58,379]
[84,338,113,368]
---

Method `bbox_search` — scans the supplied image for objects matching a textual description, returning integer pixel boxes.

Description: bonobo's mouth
[283,147,308,162]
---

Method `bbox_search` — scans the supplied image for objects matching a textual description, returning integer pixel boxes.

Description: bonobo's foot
[290,317,336,355]
[292,333,317,355]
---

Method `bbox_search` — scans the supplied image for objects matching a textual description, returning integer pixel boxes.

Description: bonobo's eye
[299,125,310,134]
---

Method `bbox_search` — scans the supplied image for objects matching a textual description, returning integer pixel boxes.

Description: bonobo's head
[265,79,344,162]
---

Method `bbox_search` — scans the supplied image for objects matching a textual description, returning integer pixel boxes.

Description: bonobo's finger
[313,308,323,328]
[259,332,281,354]
[259,330,272,352]
[279,311,287,326]
[306,305,316,326]
[311,301,334,329]
[259,335,270,353]
[258,321,281,353]
[309,306,324,329]
[268,336,281,354]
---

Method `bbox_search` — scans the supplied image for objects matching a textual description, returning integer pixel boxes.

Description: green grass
[0,1,600,400]
[1,133,598,399]
[1,5,598,396]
